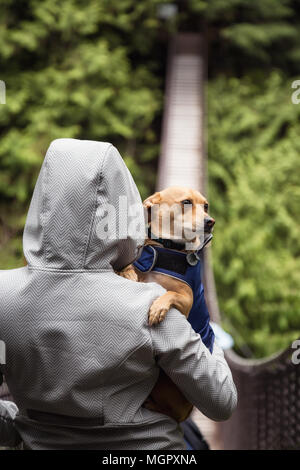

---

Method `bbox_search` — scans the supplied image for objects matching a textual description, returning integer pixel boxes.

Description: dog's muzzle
[204,216,215,233]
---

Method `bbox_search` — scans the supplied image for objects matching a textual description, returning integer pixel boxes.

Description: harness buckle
[186,252,201,266]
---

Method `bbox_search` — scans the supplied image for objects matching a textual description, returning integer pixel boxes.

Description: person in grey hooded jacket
[0,139,237,450]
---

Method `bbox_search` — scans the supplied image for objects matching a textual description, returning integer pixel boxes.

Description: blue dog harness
[133,245,215,353]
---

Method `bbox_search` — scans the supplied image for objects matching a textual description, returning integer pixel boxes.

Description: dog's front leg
[149,291,192,326]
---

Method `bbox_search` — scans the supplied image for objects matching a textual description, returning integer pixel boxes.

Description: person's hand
[0,399,21,447]
[0,400,18,420]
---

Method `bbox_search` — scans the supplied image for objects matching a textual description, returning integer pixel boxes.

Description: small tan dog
[118,186,215,422]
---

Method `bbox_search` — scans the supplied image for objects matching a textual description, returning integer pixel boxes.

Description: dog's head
[143,186,215,250]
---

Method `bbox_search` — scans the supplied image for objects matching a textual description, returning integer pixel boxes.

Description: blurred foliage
[1,0,300,356]
[208,73,300,357]
[185,0,300,75]
[0,0,174,268]
[182,0,300,357]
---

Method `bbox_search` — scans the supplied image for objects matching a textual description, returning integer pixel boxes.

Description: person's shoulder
[137,279,166,296]
[0,266,27,282]
[112,276,167,328]
[0,267,28,302]
[115,273,166,298]
[129,278,167,308]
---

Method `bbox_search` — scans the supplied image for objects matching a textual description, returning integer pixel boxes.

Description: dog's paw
[148,297,171,326]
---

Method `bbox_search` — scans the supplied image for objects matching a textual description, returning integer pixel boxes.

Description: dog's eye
[181,199,192,205]
[204,203,209,212]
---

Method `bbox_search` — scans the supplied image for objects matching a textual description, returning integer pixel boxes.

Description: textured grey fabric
[0,139,237,449]
[23,138,144,271]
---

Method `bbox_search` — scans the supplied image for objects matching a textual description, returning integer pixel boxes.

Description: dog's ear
[143,192,161,226]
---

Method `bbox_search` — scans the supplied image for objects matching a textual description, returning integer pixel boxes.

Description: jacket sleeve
[0,400,22,447]
[149,308,237,422]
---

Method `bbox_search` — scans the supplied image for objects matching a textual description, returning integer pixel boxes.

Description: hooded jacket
[0,139,237,450]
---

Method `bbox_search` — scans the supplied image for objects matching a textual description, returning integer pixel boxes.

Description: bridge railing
[218,343,300,449]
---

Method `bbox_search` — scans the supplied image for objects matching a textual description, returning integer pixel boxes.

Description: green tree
[208,73,300,357]
[179,0,300,356]
[0,0,172,268]
[186,0,300,75]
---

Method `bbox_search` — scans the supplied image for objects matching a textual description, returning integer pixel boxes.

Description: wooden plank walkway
[157,33,222,450]
[157,34,205,191]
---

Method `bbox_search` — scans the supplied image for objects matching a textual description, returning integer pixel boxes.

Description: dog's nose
[204,217,215,231]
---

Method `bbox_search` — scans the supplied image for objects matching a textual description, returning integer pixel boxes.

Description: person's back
[0,139,237,449]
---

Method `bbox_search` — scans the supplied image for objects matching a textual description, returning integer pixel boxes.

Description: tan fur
[118,186,215,422]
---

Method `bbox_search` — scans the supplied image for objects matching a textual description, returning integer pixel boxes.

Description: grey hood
[23,138,145,271]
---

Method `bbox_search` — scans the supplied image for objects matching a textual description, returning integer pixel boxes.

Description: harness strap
[155,249,189,275]
[147,229,186,251]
